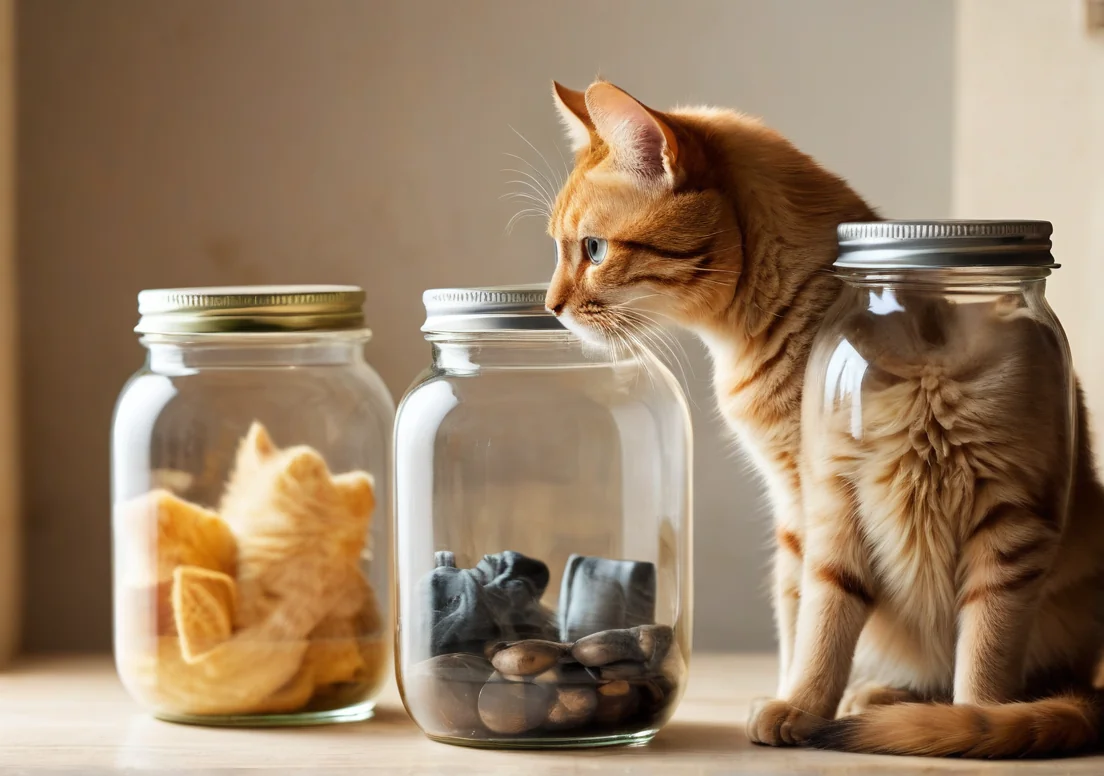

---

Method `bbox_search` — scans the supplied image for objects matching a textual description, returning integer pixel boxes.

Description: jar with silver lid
[111,286,393,725]
[394,284,692,748]
[804,221,1074,674]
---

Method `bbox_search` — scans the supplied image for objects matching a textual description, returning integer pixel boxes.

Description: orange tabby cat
[542,79,1104,758]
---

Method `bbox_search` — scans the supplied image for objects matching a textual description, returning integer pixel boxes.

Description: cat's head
[544,81,741,345]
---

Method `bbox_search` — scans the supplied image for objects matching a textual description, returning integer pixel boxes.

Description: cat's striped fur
[543,80,1104,758]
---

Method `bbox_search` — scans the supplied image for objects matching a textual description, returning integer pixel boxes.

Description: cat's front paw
[747,697,825,747]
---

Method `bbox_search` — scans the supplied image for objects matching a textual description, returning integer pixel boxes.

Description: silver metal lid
[135,285,367,334]
[421,283,564,333]
[835,220,1056,269]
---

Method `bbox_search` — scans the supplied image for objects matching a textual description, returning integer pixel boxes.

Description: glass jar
[394,285,692,749]
[111,286,394,726]
[806,220,1073,540]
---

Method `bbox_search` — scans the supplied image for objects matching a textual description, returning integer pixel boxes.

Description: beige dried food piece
[251,665,317,715]
[172,565,237,663]
[130,635,309,717]
[116,489,237,587]
[218,422,375,643]
[304,615,365,687]
[303,574,388,688]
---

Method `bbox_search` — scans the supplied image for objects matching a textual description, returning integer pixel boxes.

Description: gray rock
[477,674,553,735]
[571,628,646,666]
[593,680,640,725]
[405,654,493,734]
[487,639,568,677]
[635,624,675,669]
[597,660,647,681]
[545,686,598,729]
[570,624,676,673]
[534,660,599,686]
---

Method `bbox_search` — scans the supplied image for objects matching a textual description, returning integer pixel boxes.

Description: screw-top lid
[835,220,1056,269]
[135,285,368,334]
[421,284,565,333]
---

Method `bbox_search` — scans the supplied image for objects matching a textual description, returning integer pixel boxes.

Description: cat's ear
[584,81,679,183]
[552,81,594,152]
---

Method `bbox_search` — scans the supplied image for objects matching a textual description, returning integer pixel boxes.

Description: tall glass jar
[806,221,1074,569]
[111,286,394,726]
[394,285,693,749]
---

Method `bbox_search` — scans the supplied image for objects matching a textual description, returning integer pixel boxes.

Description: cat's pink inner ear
[584,81,679,181]
[552,81,593,152]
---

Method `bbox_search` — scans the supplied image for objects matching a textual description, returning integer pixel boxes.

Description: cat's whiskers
[505,208,548,234]
[621,309,694,390]
[502,154,558,206]
[501,177,554,212]
[501,191,552,216]
[502,165,557,209]
[508,127,565,197]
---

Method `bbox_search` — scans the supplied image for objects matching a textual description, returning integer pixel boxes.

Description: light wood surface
[0,654,1100,774]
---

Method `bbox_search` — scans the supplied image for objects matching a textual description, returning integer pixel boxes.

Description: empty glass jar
[112,286,393,726]
[394,284,693,748]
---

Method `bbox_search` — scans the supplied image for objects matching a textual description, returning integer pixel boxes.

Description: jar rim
[421,284,565,334]
[835,220,1056,270]
[135,285,367,335]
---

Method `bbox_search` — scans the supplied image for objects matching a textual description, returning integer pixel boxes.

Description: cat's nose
[549,301,565,316]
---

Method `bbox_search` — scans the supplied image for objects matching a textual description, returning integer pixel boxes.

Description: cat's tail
[807,694,1103,758]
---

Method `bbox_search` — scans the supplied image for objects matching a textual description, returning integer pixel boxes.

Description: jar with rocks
[394,285,692,748]
[111,286,393,725]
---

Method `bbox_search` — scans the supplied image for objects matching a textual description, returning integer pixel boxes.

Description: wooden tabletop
[0,654,1100,774]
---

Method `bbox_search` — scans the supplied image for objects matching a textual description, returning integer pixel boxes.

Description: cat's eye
[584,237,608,265]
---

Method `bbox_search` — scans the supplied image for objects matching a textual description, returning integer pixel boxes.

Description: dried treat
[220,423,375,642]
[131,636,309,717]
[117,422,384,719]
[171,565,237,663]
[116,489,237,587]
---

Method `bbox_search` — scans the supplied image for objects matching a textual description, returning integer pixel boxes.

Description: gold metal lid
[135,285,367,335]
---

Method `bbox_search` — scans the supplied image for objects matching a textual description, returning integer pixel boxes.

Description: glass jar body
[111,332,394,725]
[805,268,1075,530]
[394,334,693,748]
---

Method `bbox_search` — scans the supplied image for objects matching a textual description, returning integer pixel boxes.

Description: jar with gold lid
[111,285,393,725]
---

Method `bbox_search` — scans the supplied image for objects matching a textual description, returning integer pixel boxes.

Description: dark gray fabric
[557,555,656,642]
[420,550,555,657]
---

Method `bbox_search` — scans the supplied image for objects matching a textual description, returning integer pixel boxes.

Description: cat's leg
[772,498,804,695]
[955,503,1058,704]
[748,474,872,746]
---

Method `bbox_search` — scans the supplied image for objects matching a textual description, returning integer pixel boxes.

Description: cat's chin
[557,309,612,350]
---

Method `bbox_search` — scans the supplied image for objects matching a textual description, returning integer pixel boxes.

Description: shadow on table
[647,721,749,754]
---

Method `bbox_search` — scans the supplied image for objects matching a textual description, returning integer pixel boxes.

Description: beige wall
[954,0,1104,446]
[19,0,953,651]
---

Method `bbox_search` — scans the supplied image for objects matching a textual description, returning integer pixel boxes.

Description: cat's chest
[850,385,981,616]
